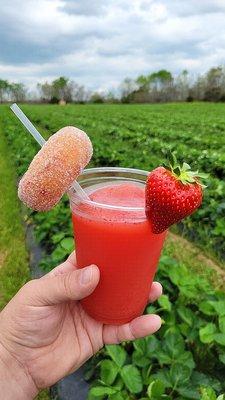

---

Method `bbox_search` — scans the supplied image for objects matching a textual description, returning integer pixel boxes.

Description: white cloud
[0,0,225,91]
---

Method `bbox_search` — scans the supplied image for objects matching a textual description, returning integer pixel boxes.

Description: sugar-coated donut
[18,126,93,211]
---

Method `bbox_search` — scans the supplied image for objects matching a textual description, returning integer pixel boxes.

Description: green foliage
[147,379,165,398]
[85,255,225,398]
[100,360,119,385]
[2,102,225,261]
[120,365,143,394]
[1,103,225,399]
[105,345,127,368]
[0,117,30,310]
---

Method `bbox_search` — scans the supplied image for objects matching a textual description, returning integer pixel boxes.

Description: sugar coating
[18,126,93,211]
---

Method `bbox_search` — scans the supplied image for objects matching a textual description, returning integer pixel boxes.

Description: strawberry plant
[2,103,225,260]
[1,102,225,398]
[17,102,225,260]
[85,255,225,399]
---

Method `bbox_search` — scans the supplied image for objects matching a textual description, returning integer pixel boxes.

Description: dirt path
[168,232,225,282]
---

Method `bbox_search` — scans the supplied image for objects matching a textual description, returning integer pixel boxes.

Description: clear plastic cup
[69,167,166,325]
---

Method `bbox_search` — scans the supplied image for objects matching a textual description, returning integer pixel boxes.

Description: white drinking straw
[10,103,90,201]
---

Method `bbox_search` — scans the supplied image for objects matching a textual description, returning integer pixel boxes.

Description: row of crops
[19,102,225,262]
[1,103,225,399]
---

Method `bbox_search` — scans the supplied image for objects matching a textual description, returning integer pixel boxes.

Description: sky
[0,0,225,92]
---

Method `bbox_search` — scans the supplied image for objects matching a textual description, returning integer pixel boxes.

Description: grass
[164,233,225,290]
[0,119,30,308]
[0,117,50,399]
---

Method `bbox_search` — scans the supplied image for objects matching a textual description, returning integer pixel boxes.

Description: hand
[0,252,162,399]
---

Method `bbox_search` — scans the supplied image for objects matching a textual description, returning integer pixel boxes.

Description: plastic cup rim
[69,166,149,212]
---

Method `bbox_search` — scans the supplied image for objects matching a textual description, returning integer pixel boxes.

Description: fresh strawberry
[146,155,207,234]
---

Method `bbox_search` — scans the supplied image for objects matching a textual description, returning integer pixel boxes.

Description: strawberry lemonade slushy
[71,170,166,325]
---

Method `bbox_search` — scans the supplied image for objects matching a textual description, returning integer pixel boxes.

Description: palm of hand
[14,299,104,388]
[0,253,162,391]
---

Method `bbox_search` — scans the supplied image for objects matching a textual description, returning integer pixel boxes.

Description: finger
[103,314,161,344]
[27,265,100,305]
[67,251,77,265]
[44,251,77,278]
[148,282,163,302]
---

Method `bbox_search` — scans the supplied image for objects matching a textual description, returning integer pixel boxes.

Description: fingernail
[155,282,163,296]
[151,315,162,328]
[80,266,93,285]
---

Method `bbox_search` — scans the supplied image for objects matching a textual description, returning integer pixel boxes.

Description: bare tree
[204,66,225,101]
[37,82,53,102]
[175,70,190,101]
[120,78,137,102]
[71,82,90,103]
[9,83,27,102]
[0,79,9,103]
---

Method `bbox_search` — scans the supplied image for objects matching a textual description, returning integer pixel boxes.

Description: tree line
[0,81,26,103]
[1,66,225,104]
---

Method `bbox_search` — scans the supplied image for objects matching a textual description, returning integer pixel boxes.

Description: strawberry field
[1,102,225,399]
[3,102,225,262]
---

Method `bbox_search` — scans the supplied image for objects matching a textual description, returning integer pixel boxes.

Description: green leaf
[156,347,195,370]
[199,323,217,344]
[113,376,124,391]
[147,379,165,398]
[52,232,65,244]
[156,350,172,365]
[200,387,217,400]
[109,393,124,400]
[142,365,152,385]
[196,172,209,179]
[219,316,225,333]
[191,371,222,393]
[163,332,185,358]
[105,345,127,368]
[150,369,172,389]
[146,305,157,314]
[186,177,196,183]
[219,353,225,365]
[182,162,191,171]
[146,336,160,356]
[166,263,187,287]
[177,351,195,371]
[168,152,177,169]
[60,237,74,252]
[134,338,147,354]
[210,301,225,316]
[158,295,172,311]
[100,360,119,385]
[51,245,68,262]
[120,365,143,394]
[217,395,225,400]
[132,350,150,367]
[170,364,191,386]
[89,386,117,397]
[177,386,200,400]
[177,306,195,326]
[199,301,217,316]
[214,333,225,346]
[173,166,180,176]
[87,390,104,400]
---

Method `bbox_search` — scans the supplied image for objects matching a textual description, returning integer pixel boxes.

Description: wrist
[0,342,38,400]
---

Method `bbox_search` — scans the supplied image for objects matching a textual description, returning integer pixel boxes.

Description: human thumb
[27,265,100,305]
